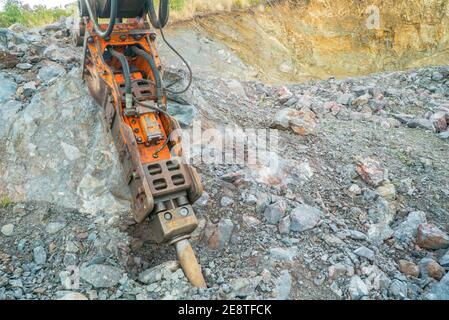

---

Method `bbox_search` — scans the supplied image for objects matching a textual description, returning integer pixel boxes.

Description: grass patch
[0,0,74,28]
[0,196,13,208]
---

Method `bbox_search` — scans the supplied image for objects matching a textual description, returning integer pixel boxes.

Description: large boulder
[0,68,130,214]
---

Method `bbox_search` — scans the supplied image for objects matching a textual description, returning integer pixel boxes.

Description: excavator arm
[73,0,206,288]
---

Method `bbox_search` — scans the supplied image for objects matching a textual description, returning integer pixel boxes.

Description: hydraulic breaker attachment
[76,0,206,287]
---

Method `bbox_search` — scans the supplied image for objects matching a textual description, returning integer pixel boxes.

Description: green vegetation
[0,196,13,208]
[0,0,74,28]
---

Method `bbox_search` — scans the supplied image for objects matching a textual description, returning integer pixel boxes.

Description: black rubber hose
[109,48,132,95]
[131,46,163,102]
[83,0,117,38]
[145,0,169,29]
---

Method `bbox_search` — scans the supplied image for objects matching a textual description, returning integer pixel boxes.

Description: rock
[348,275,369,300]
[367,223,394,245]
[278,216,291,235]
[277,86,293,104]
[328,263,347,280]
[37,63,66,82]
[389,279,408,299]
[430,112,448,132]
[407,118,435,131]
[80,264,123,288]
[273,270,292,300]
[220,196,234,207]
[0,50,19,68]
[376,183,396,200]
[269,247,296,262]
[138,261,179,284]
[426,272,449,300]
[290,204,322,232]
[273,107,317,136]
[43,44,78,64]
[348,184,362,195]
[353,246,375,261]
[16,63,33,70]
[229,277,260,298]
[348,229,368,241]
[33,246,47,265]
[58,292,88,300]
[394,211,427,245]
[398,260,420,278]
[420,258,445,281]
[356,158,384,187]
[439,249,449,267]
[417,223,449,250]
[206,218,234,250]
[45,222,67,234]
[23,81,36,98]
[0,72,17,103]
[63,253,78,267]
[1,224,14,236]
[264,201,286,225]
[0,69,130,215]
[431,71,444,81]
[439,131,449,139]
[242,215,261,228]
[167,103,198,128]
[337,93,353,106]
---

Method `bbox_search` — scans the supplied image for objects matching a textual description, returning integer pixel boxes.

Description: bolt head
[164,212,172,221]
[179,207,189,217]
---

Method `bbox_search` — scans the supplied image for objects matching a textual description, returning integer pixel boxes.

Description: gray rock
[33,246,47,265]
[269,247,296,262]
[439,131,449,139]
[439,249,449,267]
[220,196,234,207]
[290,204,322,232]
[23,81,36,97]
[138,261,179,284]
[389,279,408,299]
[0,69,130,215]
[264,202,285,225]
[45,222,66,234]
[37,63,66,82]
[348,229,368,241]
[425,272,449,300]
[367,223,394,245]
[354,246,375,261]
[80,264,123,288]
[278,216,291,235]
[337,93,354,105]
[63,253,78,267]
[394,211,427,245]
[43,44,78,64]
[407,118,435,131]
[0,72,17,103]
[1,224,14,236]
[273,270,292,300]
[206,218,234,250]
[348,275,369,300]
[431,72,444,81]
[16,63,33,70]
[229,277,260,298]
[57,292,88,300]
[167,103,198,127]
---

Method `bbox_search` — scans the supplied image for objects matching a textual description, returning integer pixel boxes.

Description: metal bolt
[164,212,172,221]
[137,136,142,142]
[134,128,139,133]
[179,207,189,217]
[120,35,127,41]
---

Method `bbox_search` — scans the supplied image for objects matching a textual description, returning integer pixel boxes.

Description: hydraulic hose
[145,0,169,29]
[109,47,132,108]
[131,46,163,103]
[83,0,117,38]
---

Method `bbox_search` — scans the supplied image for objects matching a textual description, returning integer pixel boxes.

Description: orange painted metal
[84,20,171,163]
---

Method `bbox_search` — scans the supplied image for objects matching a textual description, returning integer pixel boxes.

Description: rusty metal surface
[174,239,207,288]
